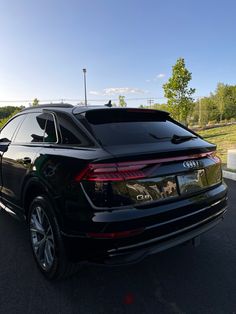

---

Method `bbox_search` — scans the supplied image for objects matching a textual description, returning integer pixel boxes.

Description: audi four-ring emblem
[183,160,200,168]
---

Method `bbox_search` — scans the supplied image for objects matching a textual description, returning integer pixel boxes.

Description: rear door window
[13,112,57,144]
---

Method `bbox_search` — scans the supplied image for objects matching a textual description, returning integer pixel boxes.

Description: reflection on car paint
[126,176,178,203]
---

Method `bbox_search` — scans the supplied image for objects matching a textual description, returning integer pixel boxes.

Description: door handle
[23,157,31,164]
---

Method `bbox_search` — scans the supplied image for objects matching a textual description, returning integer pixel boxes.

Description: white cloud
[89,90,100,95]
[156,73,165,79]
[103,87,145,95]
[146,74,166,82]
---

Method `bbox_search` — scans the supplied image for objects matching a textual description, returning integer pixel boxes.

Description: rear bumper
[103,206,227,265]
[62,183,228,263]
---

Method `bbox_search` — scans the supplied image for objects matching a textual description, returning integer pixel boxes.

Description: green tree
[195,97,219,126]
[215,84,236,121]
[152,103,169,112]
[215,83,226,122]
[224,85,236,120]
[32,98,39,106]
[0,106,21,119]
[118,95,127,107]
[163,58,195,125]
[0,108,21,128]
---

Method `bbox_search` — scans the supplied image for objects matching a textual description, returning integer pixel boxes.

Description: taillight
[75,163,148,182]
[205,151,222,186]
[208,151,221,164]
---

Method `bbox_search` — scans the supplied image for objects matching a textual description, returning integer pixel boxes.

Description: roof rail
[21,103,74,111]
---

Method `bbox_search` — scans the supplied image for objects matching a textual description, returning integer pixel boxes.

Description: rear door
[0,115,26,203]
[1,112,57,214]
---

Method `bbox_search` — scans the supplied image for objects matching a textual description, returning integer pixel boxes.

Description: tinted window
[13,112,57,144]
[14,113,46,143]
[57,112,92,146]
[0,115,25,142]
[44,114,57,143]
[78,109,195,146]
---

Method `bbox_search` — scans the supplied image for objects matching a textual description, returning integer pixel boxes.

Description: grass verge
[197,124,236,164]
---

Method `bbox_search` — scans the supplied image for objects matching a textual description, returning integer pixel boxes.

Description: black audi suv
[0,104,227,279]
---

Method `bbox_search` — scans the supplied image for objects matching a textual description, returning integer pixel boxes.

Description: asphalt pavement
[0,179,235,314]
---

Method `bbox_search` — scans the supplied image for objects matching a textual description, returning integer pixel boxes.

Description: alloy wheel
[30,205,55,271]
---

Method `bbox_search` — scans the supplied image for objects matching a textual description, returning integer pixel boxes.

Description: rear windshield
[76,109,195,146]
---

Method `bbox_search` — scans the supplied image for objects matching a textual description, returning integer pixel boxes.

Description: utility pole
[83,68,87,106]
[147,98,154,107]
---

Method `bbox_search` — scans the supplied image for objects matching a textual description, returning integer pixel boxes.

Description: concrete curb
[223,170,236,181]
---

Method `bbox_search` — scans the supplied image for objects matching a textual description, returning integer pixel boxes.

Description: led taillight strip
[75,151,217,182]
[115,151,216,167]
[75,164,146,182]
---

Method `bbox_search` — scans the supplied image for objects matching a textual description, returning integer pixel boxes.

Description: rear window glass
[76,109,195,146]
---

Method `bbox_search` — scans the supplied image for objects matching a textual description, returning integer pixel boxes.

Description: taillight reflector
[87,228,144,239]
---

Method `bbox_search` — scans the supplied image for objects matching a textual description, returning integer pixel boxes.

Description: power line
[0,96,208,103]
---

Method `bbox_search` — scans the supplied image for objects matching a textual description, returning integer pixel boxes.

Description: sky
[0,0,236,107]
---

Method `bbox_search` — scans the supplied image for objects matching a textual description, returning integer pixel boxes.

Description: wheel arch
[22,177,58,220]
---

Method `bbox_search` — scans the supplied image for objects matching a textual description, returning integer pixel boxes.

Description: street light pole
[83,68,87,106]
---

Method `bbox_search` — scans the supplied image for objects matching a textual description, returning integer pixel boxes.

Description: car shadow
[0,205,235,314]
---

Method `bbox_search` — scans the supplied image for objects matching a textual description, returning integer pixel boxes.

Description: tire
[28,195,79,280]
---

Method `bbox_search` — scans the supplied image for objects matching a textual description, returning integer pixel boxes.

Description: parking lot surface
[0,179,235,314]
